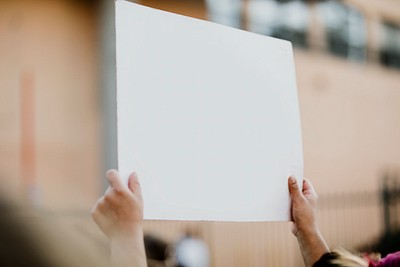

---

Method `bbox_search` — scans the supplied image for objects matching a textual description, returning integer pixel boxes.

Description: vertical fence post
[395,173,400,231]
[382,173,391,236]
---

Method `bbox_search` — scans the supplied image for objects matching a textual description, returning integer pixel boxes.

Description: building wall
[0,0,101,209]
[139,0,207,20]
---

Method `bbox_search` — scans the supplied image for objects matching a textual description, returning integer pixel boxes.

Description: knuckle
[114,187,122,195]
[114,187,125,197]
[104,194,113,203]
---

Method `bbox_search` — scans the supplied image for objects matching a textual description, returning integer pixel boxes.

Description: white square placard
[116,0,303,221]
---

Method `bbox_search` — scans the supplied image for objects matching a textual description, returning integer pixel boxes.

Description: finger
[288,176,303,200]
[128,172,142,199]
[106,169,124,190]
[303,178,317,197]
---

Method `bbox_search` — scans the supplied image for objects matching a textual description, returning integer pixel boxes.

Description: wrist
[111,224,144,244]
[297,226,330,265]
[296,223,319,238]
[110,228,147,267]
[296,225,330,267]
[296,224,330,253]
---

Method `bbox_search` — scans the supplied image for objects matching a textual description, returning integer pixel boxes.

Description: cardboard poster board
[116,0,303,221]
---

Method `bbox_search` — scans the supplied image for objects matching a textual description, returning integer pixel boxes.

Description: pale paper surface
[115,0,303,221]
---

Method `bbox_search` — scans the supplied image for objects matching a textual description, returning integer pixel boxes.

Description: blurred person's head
[145,234,168,266]
[0,198,51,267]
[0,195,108,267]
[313,249,400,267]
[313,249,368,267]
[144,234,177,267]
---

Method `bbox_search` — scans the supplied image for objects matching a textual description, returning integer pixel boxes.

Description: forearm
[296,228,329,267]
[111,228,147,267]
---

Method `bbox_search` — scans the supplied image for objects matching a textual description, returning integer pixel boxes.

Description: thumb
[106,169,124,189]
[128,172,142,199]
[288,176,303,201]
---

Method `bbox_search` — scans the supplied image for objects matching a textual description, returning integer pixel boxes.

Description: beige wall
[0,0,101,209]
[296,50,400,194]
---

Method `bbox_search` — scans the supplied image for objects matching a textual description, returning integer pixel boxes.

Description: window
[380,22,400,70]
[247,0,278,36]
[205,0,243,29]
[317,0,367,61]
[247,0,310,48]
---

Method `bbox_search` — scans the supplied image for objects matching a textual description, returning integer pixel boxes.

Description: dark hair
[313,252,342,267]
[144,234,169,261]
[313,249,368,267]
[0,197,108,267]
[0,200,51,267]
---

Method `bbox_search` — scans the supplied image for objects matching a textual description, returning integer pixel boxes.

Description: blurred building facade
[0,0,400,267]
[0,0,101,209]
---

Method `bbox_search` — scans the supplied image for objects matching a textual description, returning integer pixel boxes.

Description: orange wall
[0,0,101,209]
[139,0,207,20]
[296,50,400,194]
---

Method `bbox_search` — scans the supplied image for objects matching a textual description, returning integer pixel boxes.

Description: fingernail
[289,176,296,184]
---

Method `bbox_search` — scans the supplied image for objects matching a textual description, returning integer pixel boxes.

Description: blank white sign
[116,0,303,221]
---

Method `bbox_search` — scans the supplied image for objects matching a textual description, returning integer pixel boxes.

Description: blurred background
[1,0,400,266]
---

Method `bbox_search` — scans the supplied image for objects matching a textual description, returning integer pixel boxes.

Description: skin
[288,176,330,267]
[91,170,147,267]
